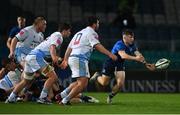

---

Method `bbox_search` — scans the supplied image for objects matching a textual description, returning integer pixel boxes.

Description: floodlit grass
[0,93,180,114]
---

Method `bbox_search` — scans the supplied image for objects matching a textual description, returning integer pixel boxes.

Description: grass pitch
[0,92,180,114]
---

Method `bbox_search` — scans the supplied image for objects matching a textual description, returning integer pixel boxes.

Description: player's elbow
[120,54,128,59]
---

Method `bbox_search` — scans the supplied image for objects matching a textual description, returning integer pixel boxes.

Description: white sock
[60,87,70,98]
[39,88,48,99]
[8,92,17,101]
[61,96,70,104]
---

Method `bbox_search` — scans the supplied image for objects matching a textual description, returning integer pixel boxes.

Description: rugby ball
[155,58,170,70]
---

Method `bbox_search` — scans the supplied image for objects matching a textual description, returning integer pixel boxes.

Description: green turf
[0,93,180,114]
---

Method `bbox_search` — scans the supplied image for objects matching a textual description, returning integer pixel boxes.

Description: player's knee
[98,77,110,86]
[78,78,88,89]
[101,80,109,86]
[52,75,58,82]
[116,80,124,87]
[41,65,54,77]
[24,72,35,80]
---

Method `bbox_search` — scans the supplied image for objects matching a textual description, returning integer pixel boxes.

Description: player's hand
[145,63,156,71]
[60,60,68,69]
[135,55,145,63]
[109,54,117,61]
[52,56,62,67]
[56,57,63,68]
[8,52,15,60]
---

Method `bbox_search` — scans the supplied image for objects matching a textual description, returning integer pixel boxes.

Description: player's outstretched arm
[134,51,156,71]
[144,63,156,71]
[94,43,117,61]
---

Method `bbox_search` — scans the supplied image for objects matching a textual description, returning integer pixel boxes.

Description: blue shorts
[101,59,125,77]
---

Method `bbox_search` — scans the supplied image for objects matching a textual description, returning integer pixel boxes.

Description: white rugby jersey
[15,25,44,55]
[6,68,21,86]
[68,27,100,60]
[29,32,63,58]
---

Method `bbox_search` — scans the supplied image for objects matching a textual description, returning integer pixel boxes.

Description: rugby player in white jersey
[56,16,117,105]
[5,17,46,103]
[5,23,71,104]
[0,59,22,101]
[9,17,46,68]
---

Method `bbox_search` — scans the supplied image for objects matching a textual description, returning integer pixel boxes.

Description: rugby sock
[39,88,48,99]
[108,92,116,99]
[8,92,17,101]
[61,95,70,104]
[60,87,70,98]
[21,87,28,94]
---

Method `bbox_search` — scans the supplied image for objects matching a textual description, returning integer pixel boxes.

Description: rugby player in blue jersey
[90,29,155,104]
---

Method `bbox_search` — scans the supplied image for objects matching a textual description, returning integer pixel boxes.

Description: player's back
[69,27,99,59]
[16,25,44,50]
[30,32,63,58]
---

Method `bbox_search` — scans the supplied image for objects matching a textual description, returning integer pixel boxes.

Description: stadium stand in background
[0,0,180,70]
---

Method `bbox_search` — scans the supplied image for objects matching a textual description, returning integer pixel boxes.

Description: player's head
[17,16,26,28]
[58,23,71,38]
[87,16,99,30]
[122,29,135,45]
[33,17,47,32]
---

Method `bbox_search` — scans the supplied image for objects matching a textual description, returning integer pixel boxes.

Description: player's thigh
[76,77,89,88]
[101,74,111,84]
[40,65,58,80]
[115,71,125,85]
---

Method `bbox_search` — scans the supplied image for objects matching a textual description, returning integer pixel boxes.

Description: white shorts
[0,75,13,90]
[24,54,47,73]
[15,47,28,64]
[68,57,90,78]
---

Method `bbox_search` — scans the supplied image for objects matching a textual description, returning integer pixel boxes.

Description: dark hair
[58,23,71,32]
[33,17,46,25]
[122,29,134,36]
[17,16,25,19]
[86,16,99,26]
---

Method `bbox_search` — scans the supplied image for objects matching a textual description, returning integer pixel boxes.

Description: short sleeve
[50,34,63,48]
[88,33,100,47]
[15,29,29,41]
[116,42,126,51]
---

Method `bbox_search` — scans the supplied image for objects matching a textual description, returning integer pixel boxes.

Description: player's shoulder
[51,31,61,36]
[83,27,97,34]
[24,25,32,30]
[50,32,62,39]
[115,40,124,45]
[10,26,19,31]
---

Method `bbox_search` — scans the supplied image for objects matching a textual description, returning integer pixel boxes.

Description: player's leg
[5,72,34,103]
[60,57,89,105]
[61,77,88,105]
[97,74,110,86]
[107,71,125,104]
[37,65,58,104]
[90,59,113,86]
[55,79,78,103]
